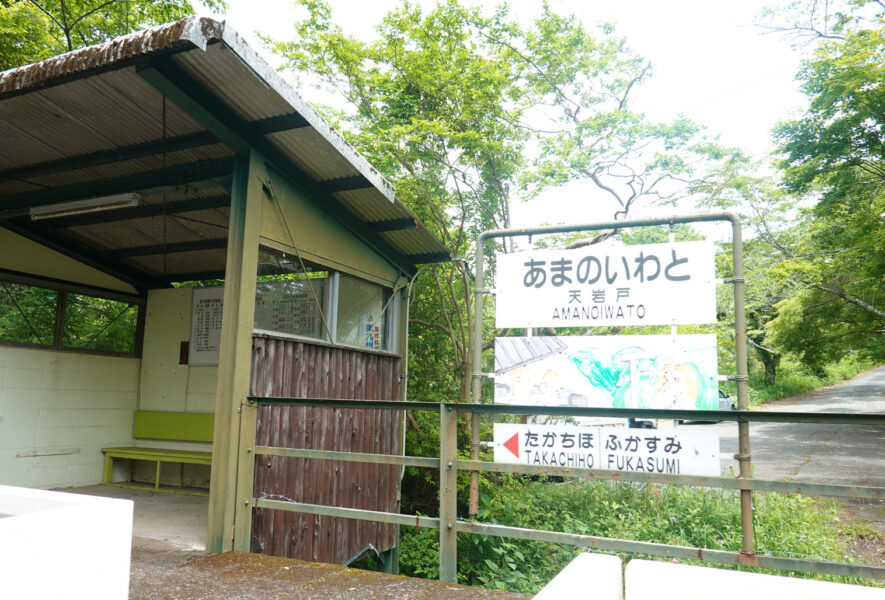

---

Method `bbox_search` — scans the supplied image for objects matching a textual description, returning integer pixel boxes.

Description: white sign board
[493,423,720,476]
[189,286,224,366]
[495,334,720,411]
[496,241,716,328]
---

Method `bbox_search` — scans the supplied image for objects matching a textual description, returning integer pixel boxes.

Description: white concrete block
[535,552,623,600]
[625,559,885,600]
[0,485,132,600]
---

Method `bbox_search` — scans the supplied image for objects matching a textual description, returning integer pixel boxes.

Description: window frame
[253,248,399,355]
[0,268,146,358]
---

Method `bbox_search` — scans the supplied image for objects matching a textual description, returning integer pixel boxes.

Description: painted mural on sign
[494,334,720,411]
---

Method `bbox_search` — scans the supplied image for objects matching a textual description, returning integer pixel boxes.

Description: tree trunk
[755,345,780,386]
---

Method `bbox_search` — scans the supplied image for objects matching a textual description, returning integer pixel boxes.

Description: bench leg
[155,460,162,491]
[103,454,113,485]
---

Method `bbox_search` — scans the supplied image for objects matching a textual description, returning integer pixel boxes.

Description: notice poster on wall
[493,423,721,476]
[189,286,225,366]
[253,279,324,339]
[495,334,720,411]
[496,241,716,328]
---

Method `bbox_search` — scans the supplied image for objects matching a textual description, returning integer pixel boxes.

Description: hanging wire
[261,176,334,342]
[80,301,137,349]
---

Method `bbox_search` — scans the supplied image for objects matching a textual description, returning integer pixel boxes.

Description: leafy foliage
[761,7,885,371]
[0,282,58,345]
[398,477,869,593]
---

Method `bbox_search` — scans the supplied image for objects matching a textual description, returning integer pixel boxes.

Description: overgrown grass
[729,355,877,406]
[394,356,883,593]
[398,477,878,594]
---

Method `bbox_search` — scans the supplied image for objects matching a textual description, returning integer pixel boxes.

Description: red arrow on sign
[503,432,519,458]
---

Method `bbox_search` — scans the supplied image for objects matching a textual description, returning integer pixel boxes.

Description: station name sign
[496,241,716,328]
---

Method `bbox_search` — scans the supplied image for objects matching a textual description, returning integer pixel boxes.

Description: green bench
[102,410,214,496]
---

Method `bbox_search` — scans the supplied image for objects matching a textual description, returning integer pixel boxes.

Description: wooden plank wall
[250,334,401,564]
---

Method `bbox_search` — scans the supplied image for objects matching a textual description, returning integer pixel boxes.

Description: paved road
[699,366,885,487]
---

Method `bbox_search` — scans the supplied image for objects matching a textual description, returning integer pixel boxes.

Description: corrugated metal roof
[0,17,449,289]
[495,337,568,374]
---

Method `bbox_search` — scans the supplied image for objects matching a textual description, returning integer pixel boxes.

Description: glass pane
[336,275,387,349]
[254,251,328,339]
[0,281,58,345]
[63,294,138,353]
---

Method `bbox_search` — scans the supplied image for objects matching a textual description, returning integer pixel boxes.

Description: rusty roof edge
[215,23,398,206]
[0,16,223,96]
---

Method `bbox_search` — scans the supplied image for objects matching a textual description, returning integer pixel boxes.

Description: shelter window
[254,251,329,340]
[0,281,58,346]
[0,274,143,356]
[63,294,139,354]
[335,274,388,350]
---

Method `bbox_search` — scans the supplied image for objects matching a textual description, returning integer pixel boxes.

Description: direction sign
[493,423,720,477]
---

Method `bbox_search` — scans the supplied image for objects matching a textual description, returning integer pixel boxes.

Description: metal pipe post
[728,215,754,556]
[439,404,459,582]
[469,234,489,515]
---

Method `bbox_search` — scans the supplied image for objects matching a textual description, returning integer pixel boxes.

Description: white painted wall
[135,287,217,487]
[0,485,133,599]
[0,346,139,489]
[0,227,137,293]
[138,287,218,426]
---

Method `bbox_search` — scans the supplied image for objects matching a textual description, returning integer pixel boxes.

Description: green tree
[0,0,225,70]
[762,5,885,370]
[265,0,738,515]
[266,0,735,403]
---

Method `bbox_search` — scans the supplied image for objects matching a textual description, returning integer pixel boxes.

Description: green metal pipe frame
[248,403,885,581]
[248,397,885,425]
[470,212,754,553]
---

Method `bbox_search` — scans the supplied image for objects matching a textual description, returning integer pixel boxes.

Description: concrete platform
[64,485,530,599]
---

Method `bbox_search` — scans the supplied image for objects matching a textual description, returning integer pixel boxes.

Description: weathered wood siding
[250,334,401,564]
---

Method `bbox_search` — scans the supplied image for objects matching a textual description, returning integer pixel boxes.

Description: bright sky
[200,0,808,227]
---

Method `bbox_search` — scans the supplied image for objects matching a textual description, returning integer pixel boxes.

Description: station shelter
[0,17,449,564]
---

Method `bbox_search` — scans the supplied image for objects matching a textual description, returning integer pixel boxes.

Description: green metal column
[207,152,262,553]
[728,215,755,556]
[438,404,459,582]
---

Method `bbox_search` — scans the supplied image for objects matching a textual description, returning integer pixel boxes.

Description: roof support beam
[322,174,372,193]
[115,237,227,257]
[370,217,418,233]
[0,158,234,220]
[154,270,226,287]
[0,113,308,185]
[47,194,229,228]
[0,267,146,303]
[137,57,418,276]
[0,220,154,294]
[407,252,453,264]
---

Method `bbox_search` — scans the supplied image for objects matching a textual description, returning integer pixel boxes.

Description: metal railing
[246,395,885,583]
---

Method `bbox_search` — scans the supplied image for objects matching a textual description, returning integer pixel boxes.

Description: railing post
[729,215,755,557]
[439,403,459,583]
[233,402,257,551]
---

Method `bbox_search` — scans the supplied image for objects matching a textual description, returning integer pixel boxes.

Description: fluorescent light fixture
[30,192,140,220]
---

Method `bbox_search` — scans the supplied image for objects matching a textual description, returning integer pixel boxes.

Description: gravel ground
[129,538,531,600]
